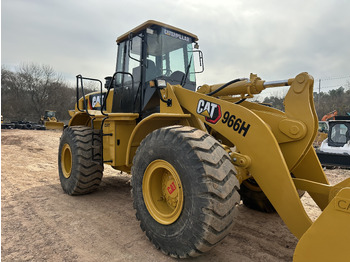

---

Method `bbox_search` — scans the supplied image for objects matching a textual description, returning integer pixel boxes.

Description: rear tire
[58,126,103,195]
[239,175,305,213]
[131,125,240,258]
[239,178,276,213]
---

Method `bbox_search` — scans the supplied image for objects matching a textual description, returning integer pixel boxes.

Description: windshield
[146,27,196,90]
[45,111,55,118]
[330,123,349,144]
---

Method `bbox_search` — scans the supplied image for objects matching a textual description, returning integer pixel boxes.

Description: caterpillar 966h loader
[58,21,350,260]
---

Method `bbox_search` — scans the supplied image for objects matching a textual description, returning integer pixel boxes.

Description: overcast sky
[2,0,350,97]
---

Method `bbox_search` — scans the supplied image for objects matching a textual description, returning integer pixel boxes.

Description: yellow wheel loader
[58,20,350,260]
[40,110,64,130]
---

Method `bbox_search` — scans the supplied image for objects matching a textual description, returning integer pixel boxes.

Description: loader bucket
[44,121,64,130]
[293,187,350,262]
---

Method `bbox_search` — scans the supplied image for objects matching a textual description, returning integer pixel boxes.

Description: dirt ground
[2,129,350,262]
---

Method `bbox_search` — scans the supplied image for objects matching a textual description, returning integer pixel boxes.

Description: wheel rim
[142,160,184,225]
[61,143,72,178]
[243,178,263,192]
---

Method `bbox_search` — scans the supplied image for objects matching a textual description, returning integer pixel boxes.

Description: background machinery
[313,121,328,148]
[40,110,64,130]
[313,110,336,148]
[316,115,350,168]
[58,21,350,260]
[321,110,338,121]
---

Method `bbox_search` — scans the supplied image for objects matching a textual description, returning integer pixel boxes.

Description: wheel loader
[40,110,64,130]
[58,20,350,260]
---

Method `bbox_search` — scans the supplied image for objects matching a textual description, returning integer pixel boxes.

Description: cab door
[112,33,143,113]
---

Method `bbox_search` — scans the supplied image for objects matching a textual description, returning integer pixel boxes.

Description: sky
[2,0,350,98]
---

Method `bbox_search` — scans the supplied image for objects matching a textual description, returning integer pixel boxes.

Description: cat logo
[89,93,106,110]
[196,99,222,124]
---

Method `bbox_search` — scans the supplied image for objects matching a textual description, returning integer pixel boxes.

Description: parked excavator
[321,110,338,121]
[58,20,350,261]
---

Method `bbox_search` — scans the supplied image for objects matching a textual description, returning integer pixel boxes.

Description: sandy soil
[2,129,350,262]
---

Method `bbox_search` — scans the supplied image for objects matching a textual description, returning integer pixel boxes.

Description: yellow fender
[68,111,91,127]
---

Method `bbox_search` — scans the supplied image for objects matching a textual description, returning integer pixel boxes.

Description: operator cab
[327,120,350,147]
[45,110,56,118]
[108,20,203,115]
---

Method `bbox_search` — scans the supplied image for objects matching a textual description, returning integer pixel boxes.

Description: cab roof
[116,20,199,43]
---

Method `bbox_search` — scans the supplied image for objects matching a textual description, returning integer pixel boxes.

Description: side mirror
[191,50,204,73]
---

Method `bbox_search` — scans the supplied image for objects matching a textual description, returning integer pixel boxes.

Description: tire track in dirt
[2,185,78,261]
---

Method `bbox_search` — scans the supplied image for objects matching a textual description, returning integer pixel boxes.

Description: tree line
[1,63,97,123]
[1,64,75,122]
[1,63,349,122]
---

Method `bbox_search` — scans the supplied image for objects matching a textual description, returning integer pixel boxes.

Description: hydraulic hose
[207,78,246,96]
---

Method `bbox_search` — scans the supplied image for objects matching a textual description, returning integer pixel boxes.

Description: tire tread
[58,126,103,195]
[131,125,240,257]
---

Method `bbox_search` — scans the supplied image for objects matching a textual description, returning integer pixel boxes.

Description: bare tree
[1,63,75,122]
[18,64,59,116]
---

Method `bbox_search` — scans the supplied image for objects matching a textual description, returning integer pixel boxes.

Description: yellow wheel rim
[243,178,262,192]
[142,160,184,225]
[61,143,72,179]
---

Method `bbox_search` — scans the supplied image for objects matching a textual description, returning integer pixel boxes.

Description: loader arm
[158,72,349,239]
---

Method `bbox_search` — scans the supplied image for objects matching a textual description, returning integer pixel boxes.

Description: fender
[68,111,92,127]
[125,113,196,166]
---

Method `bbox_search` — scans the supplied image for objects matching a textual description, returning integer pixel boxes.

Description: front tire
[58,126,103,195]
[132,126,240,258]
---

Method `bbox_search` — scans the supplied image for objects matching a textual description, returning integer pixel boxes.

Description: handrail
[76,72,135,117]
[75,75,103,117]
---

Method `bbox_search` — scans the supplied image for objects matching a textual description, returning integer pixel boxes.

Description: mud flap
[293,187,350,262]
